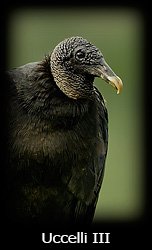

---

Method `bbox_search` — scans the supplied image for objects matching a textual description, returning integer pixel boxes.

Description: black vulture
[5,36,122,226]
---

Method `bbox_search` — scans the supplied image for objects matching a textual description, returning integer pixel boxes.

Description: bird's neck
[54,70,93,99]
[25,55,95,123]
[50,57,94,100]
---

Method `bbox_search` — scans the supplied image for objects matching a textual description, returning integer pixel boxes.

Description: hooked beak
[91,58,123,94]
[106,75,123,94]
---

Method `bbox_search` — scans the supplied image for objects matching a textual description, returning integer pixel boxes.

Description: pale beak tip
[116,76,123,94]
[107,75,123,94]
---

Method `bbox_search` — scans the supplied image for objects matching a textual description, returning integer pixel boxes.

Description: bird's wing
[5,57,56,119]
[74,87,108,225]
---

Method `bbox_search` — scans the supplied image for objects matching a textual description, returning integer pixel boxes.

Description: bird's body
[5,37,122,226]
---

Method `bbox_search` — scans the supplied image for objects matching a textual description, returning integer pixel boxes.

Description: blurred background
[6,7,145,222]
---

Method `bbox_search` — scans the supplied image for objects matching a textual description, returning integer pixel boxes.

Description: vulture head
[51,36,123,99]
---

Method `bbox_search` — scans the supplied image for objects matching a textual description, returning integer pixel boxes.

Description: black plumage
[5,37,122,226]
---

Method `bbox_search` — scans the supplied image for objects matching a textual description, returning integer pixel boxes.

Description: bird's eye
[75,51,85,60]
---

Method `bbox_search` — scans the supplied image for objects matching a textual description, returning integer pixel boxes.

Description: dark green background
[7,7,145,222]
